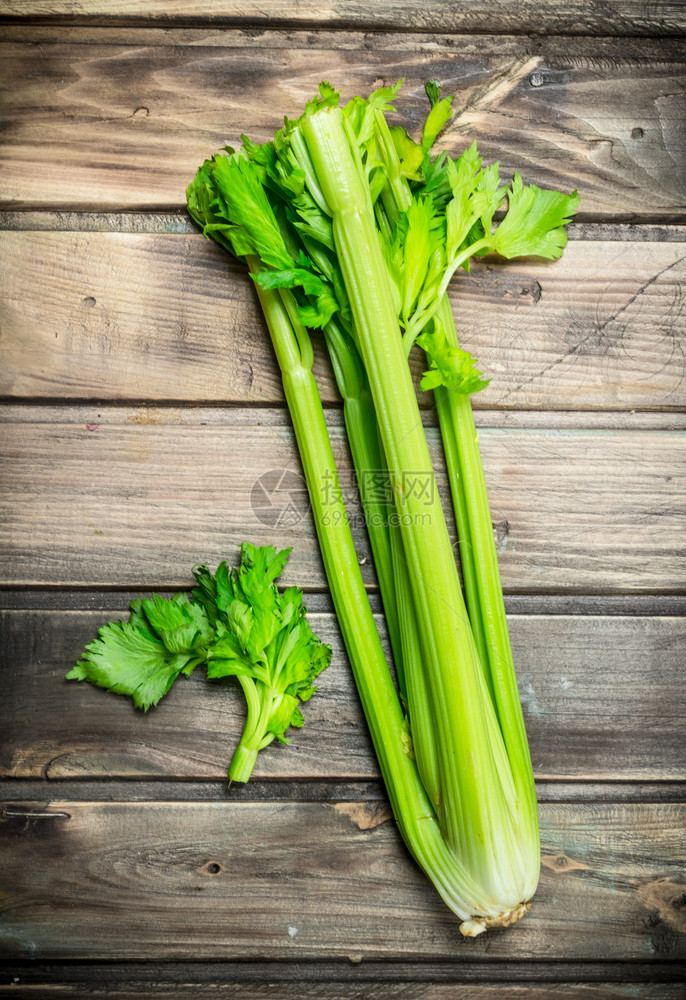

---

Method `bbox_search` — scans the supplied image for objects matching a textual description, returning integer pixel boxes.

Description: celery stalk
[299,109,536,912]
[186,103,553,930]
[433,298,539,857]
[248,258,523,928]
[321,318,405,695]
[322,318,442,804]
[370,103,539,859]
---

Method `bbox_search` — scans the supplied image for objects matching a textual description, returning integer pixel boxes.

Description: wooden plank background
[1,800,685,961]
[2,412,684,590]
[2,232,685,409]
[2,1,686,36]
[0,3,684,996]
[2,610,685,781]
[1,987,685,1000]
[0,31,684,217]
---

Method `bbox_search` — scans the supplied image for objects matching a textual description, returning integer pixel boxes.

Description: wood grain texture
[2,232,685,409]
[2,0,685,36]
[2,610,684,781]
[1,412,683,591]
[0,32,684,217]
[1,800,684,961]
[1,984,685,1000]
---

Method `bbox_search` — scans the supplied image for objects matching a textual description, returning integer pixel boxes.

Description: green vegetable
[66,592,213,710]
[186,79,578,934]
[67,543,330,782]
[190,203,514,935]
[197,544,332,781]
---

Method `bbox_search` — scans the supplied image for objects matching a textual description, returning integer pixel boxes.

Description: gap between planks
[2,213,686,241]
[0,963,685,988]
[2,591,685,614]
[1,405,684,430]
[1,780,685,804]
[1,21,685,43]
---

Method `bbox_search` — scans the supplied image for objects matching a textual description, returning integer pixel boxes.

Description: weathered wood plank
[1,610,684,781]
[0,800,683,960]
[0,33,683,217]
[1,982,684,999]
[1,414,683,591]
[2,0,685,37]
[2,232,685,409]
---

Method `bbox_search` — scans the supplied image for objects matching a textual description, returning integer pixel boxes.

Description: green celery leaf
[192,561,236,626]
[344,78,404,151]
[398,196,444,323]
[491,174,581,259]
[417,151,453,210]
[67,543,328,782]
[444,143,489,261]
[477,163,507,236]
[254,266,339,329]
[367,78,404,113]
[418,326,491,395]
[292,204,335,251]
[66,615,203,711]
[133,593,214,657]
[209,152,294,271]
[421,80,454,153]
[425,79,441,107]
[65,661,88,681]
[186,160,235,255]
[206,628,260,681]
[390,126,425,179]
[267,692,301,743]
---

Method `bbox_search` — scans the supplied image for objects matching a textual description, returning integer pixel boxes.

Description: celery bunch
[187,80,578,935]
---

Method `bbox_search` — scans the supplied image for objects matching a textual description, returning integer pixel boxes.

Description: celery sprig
[67,544,330,782]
